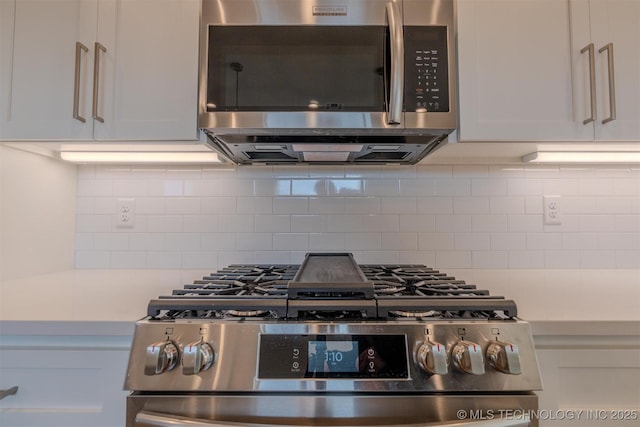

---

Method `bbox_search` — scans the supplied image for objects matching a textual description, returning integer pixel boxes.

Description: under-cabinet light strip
[60,151,222,164]
[523,152,640,164]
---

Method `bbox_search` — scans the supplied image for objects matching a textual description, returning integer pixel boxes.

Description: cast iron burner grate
[147,259,518,320]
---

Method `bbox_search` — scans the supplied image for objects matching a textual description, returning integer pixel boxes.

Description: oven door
[128,394,538,427]
[199,0,404,132]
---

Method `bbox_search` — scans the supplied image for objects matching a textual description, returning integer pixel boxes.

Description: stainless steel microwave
[199,0,457,165]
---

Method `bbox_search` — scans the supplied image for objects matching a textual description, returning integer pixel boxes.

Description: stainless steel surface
[136,410,531,427]
[73,42,88,123]
[125,321,542,392]
[0,386,18,400]
[581,43,597,125]
[128,394,537,426]
[198,0,456,164]
[386,1,403,125]
[599,42,616,124]
[92,42,106,123]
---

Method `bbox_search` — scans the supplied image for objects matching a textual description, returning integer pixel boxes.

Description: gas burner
[389,310,440,318]
[225,309,269,317]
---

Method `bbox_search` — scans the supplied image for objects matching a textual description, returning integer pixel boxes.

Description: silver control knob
[487,340,521,374]
[145,341,179,375]
[183,341,215,375]
[417,340,448,375]
[452,340,485,375]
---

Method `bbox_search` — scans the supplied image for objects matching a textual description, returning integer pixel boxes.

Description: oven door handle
[135,411,531,427]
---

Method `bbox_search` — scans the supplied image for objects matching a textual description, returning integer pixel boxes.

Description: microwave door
[386,1,404,125]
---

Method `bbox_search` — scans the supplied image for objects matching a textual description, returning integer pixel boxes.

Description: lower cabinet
[534,327,640,426]
[0,335,131,427]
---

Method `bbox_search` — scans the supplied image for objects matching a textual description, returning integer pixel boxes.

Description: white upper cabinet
[571,0,640,141]
[0,0,199,141]
[457,0,640,142]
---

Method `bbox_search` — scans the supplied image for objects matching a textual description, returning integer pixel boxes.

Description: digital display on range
[258,334,408,379]
[308,340,359,373]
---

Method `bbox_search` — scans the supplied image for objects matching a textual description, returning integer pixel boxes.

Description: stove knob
[183,341,215,375]
[417,340,448,375]
[145,341,179,375]
[487,340,521,374]
[452,341,485,375]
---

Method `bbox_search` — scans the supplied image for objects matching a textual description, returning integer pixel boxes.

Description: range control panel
[258,334,408,379]
[405,26,449,113]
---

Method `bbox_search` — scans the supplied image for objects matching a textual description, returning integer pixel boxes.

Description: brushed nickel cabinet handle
[386,1,404,125]
[92,42,107,123]
[580,43,596,125]
[73,42,88,123]
[599,42,616,124]
[0,386,18,400]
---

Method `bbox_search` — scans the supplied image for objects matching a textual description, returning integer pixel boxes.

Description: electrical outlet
[543,195,561,225]
[116,198,135,228]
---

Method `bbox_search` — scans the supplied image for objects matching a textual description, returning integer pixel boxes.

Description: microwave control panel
[404,26,450,113]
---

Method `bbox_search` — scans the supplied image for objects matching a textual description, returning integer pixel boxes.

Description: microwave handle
[135,411,531,427]
[386,1,404,125]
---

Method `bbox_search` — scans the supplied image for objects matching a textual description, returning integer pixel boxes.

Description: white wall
[74,163,640,270]
[0,146,77,281]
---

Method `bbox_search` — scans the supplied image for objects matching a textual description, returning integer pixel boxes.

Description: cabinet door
[0,0,97,140]
[0,0,16,132]
[93,0,199,141]
[590,0,640,140]
[457,0,592,141]
[0,348,130,427]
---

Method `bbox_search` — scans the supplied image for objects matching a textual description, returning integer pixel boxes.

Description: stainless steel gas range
[125,253,542,427]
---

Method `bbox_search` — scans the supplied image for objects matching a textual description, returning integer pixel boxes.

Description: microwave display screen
[207,26,386,112]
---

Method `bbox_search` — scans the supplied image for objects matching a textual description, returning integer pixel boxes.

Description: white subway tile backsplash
[327,215,364,232]
[165,198,201,215]
[147,215,183,232]
[201,197,237,214]
[471,215,507,232]
[345,233,382,250]
[435,179,471,196]
[364,179,400,196]
[236,233,272,250]
[417,196,453,214]
[380,197,417,214]
[183,215,218,233]
[454,233,490,250]
[453,197,490,214]
[328,179,363,196]
[310,197,345,214]
[435,215,471,232]
[164,233,202,251]
[362,215,399,232]
[255,215,291,232]
[201,233,237,250]
[292,179,327,196]
[291,215,327,233]
[309,233,345,250]
[237,197,273,214]
[345,197,380,214]
[273,233,308,250]
[274,197,309,214]
[218,215,255,232]
[74,165,640,270]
